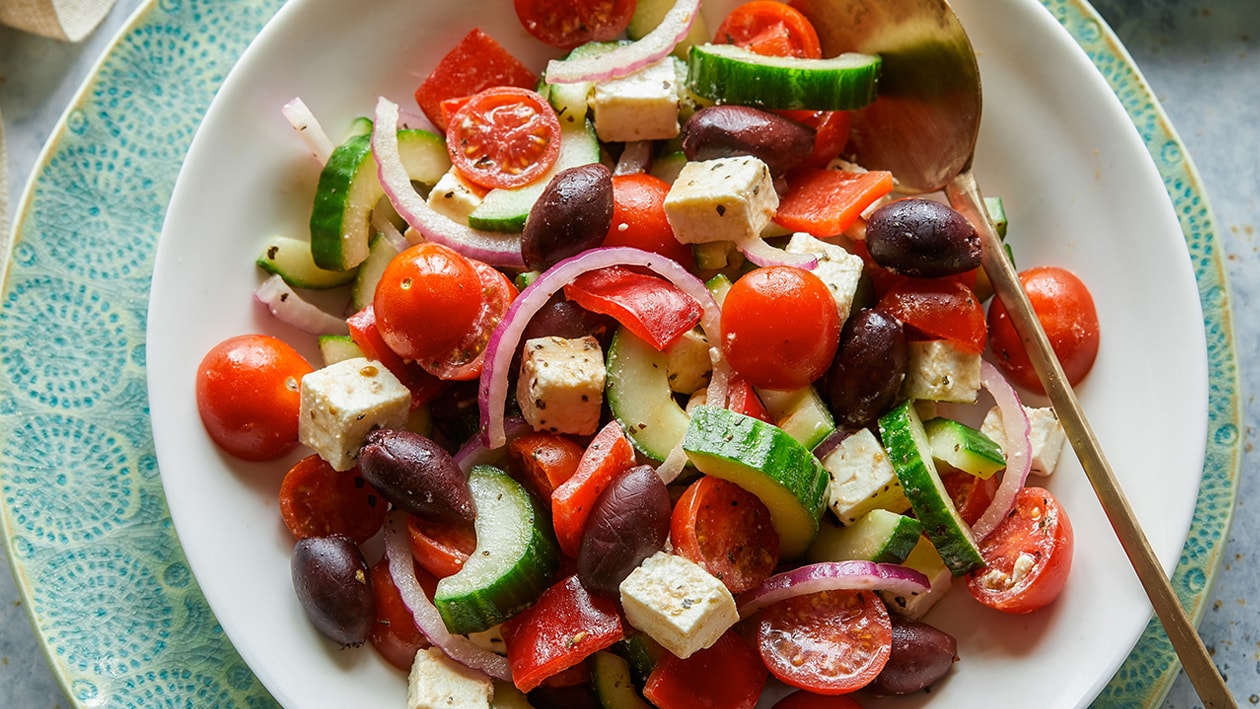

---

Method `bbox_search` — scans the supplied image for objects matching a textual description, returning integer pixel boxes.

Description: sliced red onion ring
[737,560,930,619]
[454,416,530,473]
[737,237,818,270]
[544,0,700,84]
[971,360,1033,540]
[655,443,690,484]
[281,97,334,164]
[370,210,411,253]
[614,141,653,176]
[479,246,722,449]
[372,98,525,269]
[254,275,348,335]
[384,511,512,681]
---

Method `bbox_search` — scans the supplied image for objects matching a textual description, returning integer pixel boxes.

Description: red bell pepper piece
[724,375,772,423]
[413,29,538,132]
[773,168,894,237]
[551,420,634,557]
[877,277,987,354]
[563,265,703,351]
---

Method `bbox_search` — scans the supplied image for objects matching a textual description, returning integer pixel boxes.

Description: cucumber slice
[317,335,364,366]
[592,651,652,709]
[878,400,983,575]
[344,116,373,140]
[467,120,600,233]
[985,196,1008,239]
[627,0,709,57]
[618,633,666,686]
[687,43,882,111]
[605,327,691,462]
[540,42,622,127]
[682,405,830,558]
[256,235,357,289]
[924,416,1005,479]
[756,385,836,451]
[350,233,403,311]
[433,466,560,634]
[806,509,923,564]
[703,272,733,305]
[648,150,688,185]
[310,129,448,270]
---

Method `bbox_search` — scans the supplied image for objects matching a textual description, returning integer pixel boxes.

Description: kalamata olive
[865,198,982,278]
[868,616,959,695]
[521,163,614,271]
[577,464,671,595]
[291,535,375,648]
[827,309,908,429]
[358,429,474,524]
[520,294,616,346]
[681,105,816,178]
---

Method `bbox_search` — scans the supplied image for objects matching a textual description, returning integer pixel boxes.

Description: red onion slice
[253,275,348,335]
[370,210,412,253]
[544,0,700,84]
[479,246,721,449]
[372,98,525,268]
[971,360,1033,539]
[737,237,818,270]
[737,560,930,618]
[614,141,653,176]
[384,511,512,681]
[454,416,531,473]
[281,97,334,164]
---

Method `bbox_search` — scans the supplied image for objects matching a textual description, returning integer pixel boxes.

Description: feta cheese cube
[407,647,493,709]
[663,156,778,245]
[591,56,681,142]
[299,357,411,470]
[619,552,739,659]
[822,427,912,525]
[665,328,712,394]
[516,336,605,436]
[426,168,485,224]
[785,233,865,322]
[981,405,1068,476]
[903,339,981,403]
[878,536,952,620]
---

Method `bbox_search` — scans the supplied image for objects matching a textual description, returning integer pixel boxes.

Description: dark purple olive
[868,616,959,695]
[681,105,816,177]
[358,429,474,524]
[865,198,982,278]
[827,308,908,429]
[520,294,617,346]
[577,464,671,596]
[521,163,614,271]
[291,535,375,648]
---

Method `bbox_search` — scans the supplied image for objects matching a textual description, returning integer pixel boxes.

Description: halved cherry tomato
[367,557,433,671]
[447,86,562,190]
[725,375,772,423]
[721,266,840,390]
[514,0,637,49]
[773,168,894,237]
[670,475,779,594]
[551,420,635,557]
[986,265,1100,394]
[714,0,822,59]
[346,305,449,408]
[967,486,1074,614]
[942,469,1000,527]
[602,173,696,270]
[507,431,586,499]
[643,630,768,709]
[564,265,703,351]
[279,455,387,543]
[419,260,517,381]
[195,334,313,461]
[757,589,892,695]
[773,691,866,709]
[373,242,483,363]
[413,28,538,132]
[877,277,987,354]
[501,574,625,691]
[406,514,476,579]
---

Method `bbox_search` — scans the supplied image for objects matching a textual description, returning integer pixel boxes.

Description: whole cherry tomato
[373,243,483,363]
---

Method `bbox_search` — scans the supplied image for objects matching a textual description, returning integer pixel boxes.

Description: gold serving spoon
[791,0,1236,705]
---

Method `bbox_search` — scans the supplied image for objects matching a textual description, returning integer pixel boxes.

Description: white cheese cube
[822,428,912,525]
[878,536,952,620]
[591,56,681,142]
[665,328,712,394]
[663,156,778,245]
[298,357,411,471]
[516,336,605,436]
[981,405,1068,476]
[407,647,493,709]
[425,168,485,224]
[785,233,865,322]
[619,552,738,659]
[903,340,981,403]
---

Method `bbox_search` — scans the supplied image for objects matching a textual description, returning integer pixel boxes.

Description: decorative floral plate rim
[0,0,1239,707]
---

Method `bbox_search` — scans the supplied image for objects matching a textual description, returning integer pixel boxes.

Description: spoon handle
[946,170,1237,709]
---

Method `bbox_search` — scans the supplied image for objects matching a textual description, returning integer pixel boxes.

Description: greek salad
[193,0,1102,706]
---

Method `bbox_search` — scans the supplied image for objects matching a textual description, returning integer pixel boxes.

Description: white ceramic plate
[147,0,1208,707]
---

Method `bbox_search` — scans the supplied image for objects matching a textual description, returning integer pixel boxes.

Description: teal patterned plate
[0,0,1238,707]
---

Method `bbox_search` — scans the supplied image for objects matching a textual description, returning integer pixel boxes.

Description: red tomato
[967,486,1074,614]
[551,420,635,557]
[602,173,696,270]
[643,630,768,709]
[346,305,450,408]
[564,265,703,351]
[507,432,586,499]
[373,243,483,363]
[514,0,637,49]
[714,0,822,59]
[447,87,562,190]
[721,266,840,390]
[413,28,538,132]
[278,455,387,543]
[757,589,892,695]
[670,475,779,594]
[773,691,866,709]
[419,259,517,381]
[986,265,1100,394]
[501,574,625,691]
[367,557,433,671]
[942,469,999,527]
[195,334,312,461]
[406,514,476,579]
[877,277,987,354]
[773,169,894,237]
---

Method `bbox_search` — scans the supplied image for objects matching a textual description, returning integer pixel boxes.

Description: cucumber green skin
[350,233,402,311]
[316,335,364,367]
[256,235,357,289]
[687,44,882,111]
[617,634,665,686]
[682,405,829,558]
[924,416,1005,479]
[757,386,837,452]
[591,651,652,709]
[605,328,691,463]
[806,510,923,565]
[433,466,560,635]
[878,400,984,576]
